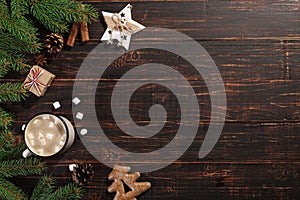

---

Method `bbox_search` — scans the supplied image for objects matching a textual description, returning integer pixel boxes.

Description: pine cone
[44,33,64,55]
[72,163,94,186]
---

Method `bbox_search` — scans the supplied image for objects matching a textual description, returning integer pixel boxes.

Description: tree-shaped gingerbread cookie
[108,165,151,200]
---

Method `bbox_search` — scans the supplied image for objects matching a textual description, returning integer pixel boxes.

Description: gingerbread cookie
[108,165,151,200]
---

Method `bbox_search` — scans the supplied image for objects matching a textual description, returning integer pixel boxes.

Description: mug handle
[22,149,33,158]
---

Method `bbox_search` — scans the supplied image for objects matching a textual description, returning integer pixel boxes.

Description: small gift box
[23,65,55,97]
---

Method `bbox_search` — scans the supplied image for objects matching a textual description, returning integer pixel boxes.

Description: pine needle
[76,3,99,23]
[0,108,14,129]
[0,157,46,178]
[0,3,38,45]
[30,0,78,33]
[0,82,29,103]
[0,32,41,54]
[0,177,27,200]
[0,60,10,79]
[44,183,83,200]
[10,0,29,19]
[0,129,15,150]
[31,5,68,34]
[30,175,55,200]
[0,145,26,161]
[30,0,99,33]
[0,50,31,78]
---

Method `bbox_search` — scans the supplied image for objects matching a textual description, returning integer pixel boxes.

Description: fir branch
[76,3,99,23]
[0,2,39,45]
[44,183,83,200]
[0,32,40,54]
[0,50,31,78]
[30,0,79,33]
[0,82,29,103]
[0,157,46,178]
[0,60,10,78]
[0,16,39,44]
[0,177,27,200]
[0,0,8,15]
[0,129,15,150]
[31,7,68,34]
[10,0,29,19]
[33,0,80,22]
[0,145,26,161]
[0,108,14,130]
[30,175,55,200]
[30,0,99,33]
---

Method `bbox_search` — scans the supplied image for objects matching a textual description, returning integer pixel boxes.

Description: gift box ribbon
[23,67,50,96]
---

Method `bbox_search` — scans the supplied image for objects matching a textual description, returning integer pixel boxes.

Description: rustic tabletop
[4,0,300,199]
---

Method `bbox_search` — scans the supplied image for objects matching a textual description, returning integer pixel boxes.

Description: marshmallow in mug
[22,113,75,158]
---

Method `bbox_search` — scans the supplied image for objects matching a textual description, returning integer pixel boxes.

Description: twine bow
[23,67,49,96]
[109,14,133,46]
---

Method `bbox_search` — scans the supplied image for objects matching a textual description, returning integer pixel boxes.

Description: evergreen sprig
[0,108,14,129]
[45,182,83,200]
[0,49,31,78]
[0,32,40,54]
[0,177,27,200]
[30,2,70,33]
[0,129,15,150]
[29,175,55,200]
[0,1,39,45]
[0,82,29,103]
[30,0,98,34]
[76,3,99,23]
[29,176,83,200]
[0,157,46,178]
[0,144,25,161]
[10,0,29,19]
[0,59,10,78]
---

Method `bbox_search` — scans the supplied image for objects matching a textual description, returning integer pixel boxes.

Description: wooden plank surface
[3,1,300,199]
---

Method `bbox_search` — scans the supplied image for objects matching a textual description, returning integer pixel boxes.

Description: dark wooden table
[4,0,300,199]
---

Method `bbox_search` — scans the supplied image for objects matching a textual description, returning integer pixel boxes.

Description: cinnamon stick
[80,22,89,43]
[66,22,80,47]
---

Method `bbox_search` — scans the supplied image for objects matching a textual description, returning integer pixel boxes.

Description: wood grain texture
[3,0,300,199]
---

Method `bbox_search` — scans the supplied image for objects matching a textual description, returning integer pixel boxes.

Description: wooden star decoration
[100,4,145,50]
[107,165,151,200]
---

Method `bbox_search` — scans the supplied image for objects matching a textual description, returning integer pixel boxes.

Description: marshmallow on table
[21,124,26,131]
[76,112,84,120]
[72,97,81,105]
[52,101,61,109]
[80,128,88,135]
[69,164,77,171]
